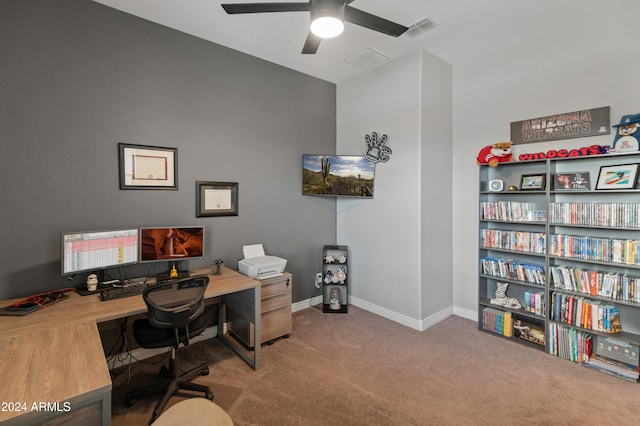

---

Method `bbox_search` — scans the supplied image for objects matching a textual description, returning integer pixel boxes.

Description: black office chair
[125,275,214,424]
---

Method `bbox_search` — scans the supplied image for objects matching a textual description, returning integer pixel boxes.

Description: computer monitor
[61,228,139,276]
[139,226,205,263]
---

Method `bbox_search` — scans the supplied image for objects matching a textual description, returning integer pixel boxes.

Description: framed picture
[119,143,177,190]
[596,164,640,190]
[196,181,238,217]
[520,174,546,191]
[553,172,590,191]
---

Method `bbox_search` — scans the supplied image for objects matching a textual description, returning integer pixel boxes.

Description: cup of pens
[212,259,224,276]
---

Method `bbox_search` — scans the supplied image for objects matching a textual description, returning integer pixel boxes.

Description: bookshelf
[479,151,640,382]
[322,245,348,313]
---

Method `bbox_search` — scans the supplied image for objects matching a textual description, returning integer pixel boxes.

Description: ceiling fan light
[310,16,344,38]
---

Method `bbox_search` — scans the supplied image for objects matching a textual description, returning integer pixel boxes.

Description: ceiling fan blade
[221,2,311,14]
[302,31,322,54]
[344,6,409,37]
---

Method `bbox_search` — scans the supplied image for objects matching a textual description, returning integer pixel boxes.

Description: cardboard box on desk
[238,244,287,279]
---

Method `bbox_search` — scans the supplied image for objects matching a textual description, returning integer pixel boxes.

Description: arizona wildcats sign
[511,106,610,145]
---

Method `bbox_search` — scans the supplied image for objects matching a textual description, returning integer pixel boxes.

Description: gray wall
[0,0,336,300]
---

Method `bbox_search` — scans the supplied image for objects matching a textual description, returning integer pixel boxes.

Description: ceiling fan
[221,0,409,54]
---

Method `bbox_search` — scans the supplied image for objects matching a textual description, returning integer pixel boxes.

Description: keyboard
[100,282,154,301]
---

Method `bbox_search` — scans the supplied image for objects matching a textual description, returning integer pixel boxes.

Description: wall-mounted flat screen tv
[302,155,375,198]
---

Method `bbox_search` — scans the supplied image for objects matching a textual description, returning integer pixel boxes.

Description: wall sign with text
[510,106,610,145]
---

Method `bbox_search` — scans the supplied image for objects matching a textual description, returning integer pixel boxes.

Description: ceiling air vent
[344,47,391,70]
[406,16,439,37]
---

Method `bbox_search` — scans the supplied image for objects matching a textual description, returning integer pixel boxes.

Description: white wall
[420,51,453,322]
[451,2,640,318]
[337,50,453,328]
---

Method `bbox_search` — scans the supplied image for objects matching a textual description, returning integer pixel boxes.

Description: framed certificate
[119,143,177,190]
[196,181,239,217]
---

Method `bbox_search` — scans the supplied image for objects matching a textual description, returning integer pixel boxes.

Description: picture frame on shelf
[520,174,546,191]
[595,164,640,190]
[196,181,239,217]
[553,172,590,191]
[119,143,177,190]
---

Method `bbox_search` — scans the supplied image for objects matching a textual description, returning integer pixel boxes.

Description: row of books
[482,307,513,337]
[547,323,592,364]
[550,291,623,333]
[549,234,640,266]
[549,202,640,229]
[480,257,546,285]
[480,201,542,222]
[523,289,545,316]
[549,325,640,382]
[549,265,640,303]
[480,229,546,254]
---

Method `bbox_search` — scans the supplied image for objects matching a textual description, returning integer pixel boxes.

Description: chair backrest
[142,275,209,345]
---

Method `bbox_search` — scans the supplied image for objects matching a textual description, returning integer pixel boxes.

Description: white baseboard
[453,306,477,322]
[292,296,322,313]
[349,296,453,331]
[294,295,456,332]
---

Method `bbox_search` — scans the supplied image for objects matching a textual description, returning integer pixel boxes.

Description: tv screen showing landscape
[302,155,375,198]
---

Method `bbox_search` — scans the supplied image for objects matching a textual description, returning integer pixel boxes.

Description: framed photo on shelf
[553,172,590,191]
[196,181,238,217]
[595,164,640,190]
[520,174,546,191]
[119,143,177,190]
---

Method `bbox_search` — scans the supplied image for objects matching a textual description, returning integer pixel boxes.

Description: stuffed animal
[476,141,515,167]
[612,113,640,152]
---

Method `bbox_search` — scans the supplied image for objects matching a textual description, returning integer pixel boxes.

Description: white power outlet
[315,273,322,289]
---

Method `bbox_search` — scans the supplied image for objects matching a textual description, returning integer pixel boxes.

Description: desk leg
[253,284,261,369]
[218,286,261,370]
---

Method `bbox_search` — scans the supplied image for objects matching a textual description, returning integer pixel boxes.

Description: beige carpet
[112,306,640,425]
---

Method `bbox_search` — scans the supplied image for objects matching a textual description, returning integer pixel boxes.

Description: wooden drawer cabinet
[226,273,292,347]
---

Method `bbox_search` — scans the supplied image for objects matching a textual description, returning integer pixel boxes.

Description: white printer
[238,244,287,279]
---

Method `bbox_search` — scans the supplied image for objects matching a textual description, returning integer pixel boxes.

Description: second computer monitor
[139,226,204,263]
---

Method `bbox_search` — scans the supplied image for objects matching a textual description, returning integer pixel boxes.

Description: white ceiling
[93,0,637,83]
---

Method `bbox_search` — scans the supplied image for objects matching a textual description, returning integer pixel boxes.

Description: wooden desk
[0,267,260,425]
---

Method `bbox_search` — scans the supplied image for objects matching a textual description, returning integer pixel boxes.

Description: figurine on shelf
[337,254,347,264]
[476,141,515,167]
[324,270,333,284]
[611,113,640,153]
[335,266,346,284]
[490,282,521,309]
[329,287,342,310]
[324,254,335,263]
